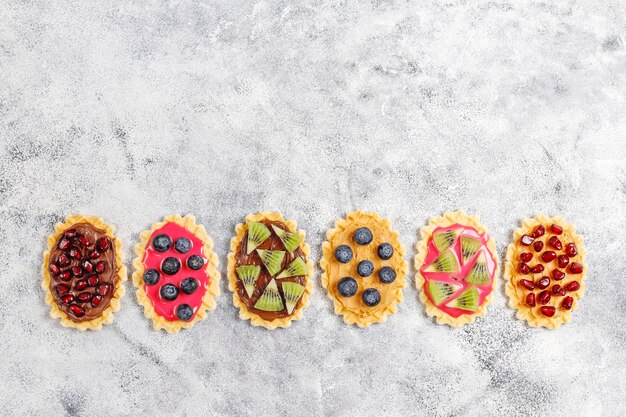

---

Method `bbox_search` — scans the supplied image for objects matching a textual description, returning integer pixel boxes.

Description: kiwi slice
[433,230,460,252]
[427,280,461,305]
[271,225,303,253]
[466,252,490,285]
[424,250,459,273]
[460,236,481,264]
[282,281,305,314]
[446,285,479,312]
[236,265,261,298]
[246,221,271,254]
[276,257,308,279]
[256,249,286,276]
[254,279,284,312]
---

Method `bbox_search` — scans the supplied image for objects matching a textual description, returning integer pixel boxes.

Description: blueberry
[180,277,199,294]
[187,255,205,270]
[143,269,160,286]
[337,277,358,297]
[357,260,374,277]
[160,284,179,301]
[174,237,191,254]
[377,243,394,260]
[161,257,181,275]
[378,266,396,284]
[176,304,194,321]
[334,245,353,263]
[362,288,381,307]
[152,234,172,252]
[353,228,373,245]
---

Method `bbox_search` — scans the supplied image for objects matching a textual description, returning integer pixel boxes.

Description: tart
[42,215,126,330]
[320,211,407,327]
[415,211,498,327]
[504,214,587,329]
[227,212,313,330]
[132,214,220,332]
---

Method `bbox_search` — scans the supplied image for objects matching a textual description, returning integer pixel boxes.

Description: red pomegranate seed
[71,266,84,278]
[565,243,578,258]
[69,247,82,260]
[97,283,111,297]
[552,270,565,281]
[548,236,562,251]
[520,253,533,263]
[77,292,92,302]
[533,241,544,252]
[541,251,557,262]
[520,235,534,246]
[91,295,103,307]
[87,275,99,286]
[519,279,535,290]
[562,296,574,310]
[78,235,90,247]
[49,263,60,275]
[538,290,551,305]
[59,271,71,282]
[89,250,101,260]
[526,293,536,307]
[56,284,70,295]
[519,263,530,274]
[569,262,583,274]
[540,306,556,317]
[74,279,88,291]
[97,237,109,251]
[530,264,545,274]
[95,261,106,274]
[69,304,85,317]
[57,253,71,267]
[82,260,94,273]
[64,228,77,238]
[536,276,550,289]
[550,224,563,234]
[552,284,566,296]
[532,225,545,238]
[565,281,580,292]
[58,238,71,250]
[61,294,74,304]
[557,255,569,268]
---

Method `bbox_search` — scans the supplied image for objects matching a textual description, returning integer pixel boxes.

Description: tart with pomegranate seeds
[320,211,407,327]
[227,212,313,330]
[132,214,220,333]
[42,215,126,330]
[504,215,587,329]
[415,211,499,327]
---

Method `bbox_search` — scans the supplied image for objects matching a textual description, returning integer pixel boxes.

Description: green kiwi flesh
[256,249,286,276]
[254,279,284,311]
[236,265,261,298]
[282,281,305,314]
[271,225,303,253]
[247,221,271,254]
[276,257,308,279]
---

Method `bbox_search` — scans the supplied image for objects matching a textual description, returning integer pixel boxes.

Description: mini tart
[227,212,313,330]
[321,211,407,327]
[132,214,220,333]
[414,211,499,327]
[42,215,126,331]
[504,214,587,329]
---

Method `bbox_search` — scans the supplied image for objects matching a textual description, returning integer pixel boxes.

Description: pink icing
[141,222,210,321]
[420,224,497,318]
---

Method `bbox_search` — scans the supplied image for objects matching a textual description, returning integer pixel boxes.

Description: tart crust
[414,210,499,327]
[504,214,587,329]
[132,214,220,333]
[41,215,126,331]
[227,212,313,330]
[320,211,408,327]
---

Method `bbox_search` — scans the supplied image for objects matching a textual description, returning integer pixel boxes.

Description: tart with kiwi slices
[42,215,126,330]
[320,211,407,327]
[132,214,220,332]
[415,211,499,327]
[504,214,587,329]
[227,212,313,330]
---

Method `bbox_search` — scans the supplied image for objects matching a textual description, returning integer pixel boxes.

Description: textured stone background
[1,1,625,416]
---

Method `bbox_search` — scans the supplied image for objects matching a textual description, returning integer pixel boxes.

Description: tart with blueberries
[415,211,498,327]
[320,211,407,327]
[132,214,220,332]
[42,215,126,330]
[504,215,587,329]
[227,212,313,330]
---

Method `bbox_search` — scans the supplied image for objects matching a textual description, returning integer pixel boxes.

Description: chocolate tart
[320,211,407,327]
[504,214,587,329]
[227,212,313,330]
[132,214,220,333]
[42,215,126,330]
[415,211,499,327]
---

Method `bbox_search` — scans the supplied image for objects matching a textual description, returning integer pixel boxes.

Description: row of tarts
[42,211,587,332]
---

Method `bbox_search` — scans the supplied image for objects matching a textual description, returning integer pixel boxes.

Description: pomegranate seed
[557,253,571,268]
[520,235,534,246]
[61,294,74,304]
[550,224,563,234]
[552,284,566,296]
[530,264,545,274]
[56,284,70,295]
[565,281,580,292]
[69,247,82,260]
[71,266,84,278]
[78,235,90,247]
[519,279,535,290]
[540,306,556,317]
[97,283,111,297]
[64,228,77,238]
[69,304,85,317]
[82,260,94,273]
[541,251,557,262]
[57,253,71,267]
[569,262,583,274]
[91,295,103,307]
[74,279,88,291]
[97,237,109,251]
[48,263,60,275]
[552,270,565,281]
[95,261,106,274]
[58,238,71,250]
[526,293,536,307]
[536,276,550,289]
[87,275,99,286]
[520,253,533,263]
[532,225,545,238]
[548,236,562,251]
[562,296,574,310]
[519,263,530,274]
[59,271,71,282]
[89,250,101,260]
[533,241,544,252]
[565,243,578,258]
[77,292,92,302]
[538,290,551,305]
